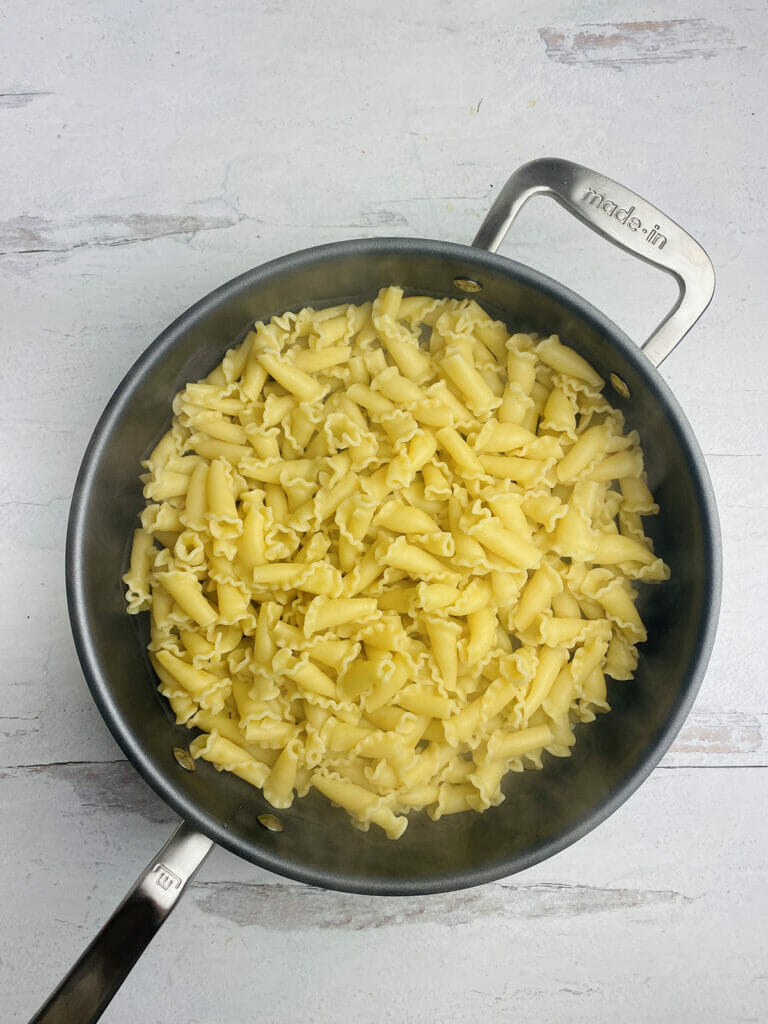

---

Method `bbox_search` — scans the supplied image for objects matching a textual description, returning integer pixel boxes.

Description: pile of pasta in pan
[124,286,669,839]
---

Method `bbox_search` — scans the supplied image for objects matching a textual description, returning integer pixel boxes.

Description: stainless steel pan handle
[472,157,715,368]
[29,821,213,1024]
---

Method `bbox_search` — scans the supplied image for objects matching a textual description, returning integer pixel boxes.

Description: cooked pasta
[124,287,669,839]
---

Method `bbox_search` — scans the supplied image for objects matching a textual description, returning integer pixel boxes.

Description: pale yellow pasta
[124,288,669,839]
[190,731,271,788]
[262,738,302,808]
[440,348,503,417]
[155,571,218,628]
[154,649,231,711]
[124,529,156,612]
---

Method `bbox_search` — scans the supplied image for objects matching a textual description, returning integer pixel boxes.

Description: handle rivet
[453,277,483,293]
[257,813,284,833]
[609,373,631,399]
[173,747,196,772]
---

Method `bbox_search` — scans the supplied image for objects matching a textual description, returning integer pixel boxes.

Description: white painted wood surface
[1,2,766,1021]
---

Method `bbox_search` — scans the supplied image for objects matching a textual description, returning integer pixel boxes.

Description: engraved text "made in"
[583,187,667,249]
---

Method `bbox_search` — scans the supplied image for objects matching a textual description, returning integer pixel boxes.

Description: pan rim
[65,235,722,895]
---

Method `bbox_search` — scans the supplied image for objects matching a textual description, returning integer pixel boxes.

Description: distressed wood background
[1,2,765,1022]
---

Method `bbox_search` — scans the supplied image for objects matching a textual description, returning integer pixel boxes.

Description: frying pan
[32,158,721,1023]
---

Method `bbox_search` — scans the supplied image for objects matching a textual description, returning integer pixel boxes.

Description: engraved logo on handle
[581,185,667,249]
[151,863,182,891]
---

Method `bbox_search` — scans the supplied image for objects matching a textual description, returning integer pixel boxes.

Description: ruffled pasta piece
[372,286,433,385]
[592,532,670,582]
[396,683,456,720]
[302,595,381,637]
[579,569,647,642]
[421,615,462,693]
[123,529,157,612]
[549,505,598,561]
[371,366,453,430]
[311,771,407,839]
[261,737,302,809]
[377,534,460,586]
[536,335,604,388]
[140,501,184,537]
[466,516,542,571]
[363,654,412,713]
[486,722,554,763]
[586,449,644,483]
[427,782,478,821]
[444,671,525,749]
[472,420,537,453]
[604,633,639,680]
[154,649,231,712]
[188,709,244,746]
[155,571,218,629]
[620,475,660,516]
[467,756,508,810]
[539,385,578,442]
[190,730,271,788]
[458,607,498,667]
[512,560,564,632]
[618,508,648,545]
[440,347,503,418]
[537,614,612,649]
